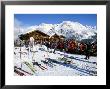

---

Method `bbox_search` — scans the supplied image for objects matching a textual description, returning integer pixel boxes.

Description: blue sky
[14,14,97,27]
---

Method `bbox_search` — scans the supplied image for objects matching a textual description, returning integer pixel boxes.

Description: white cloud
[14,18,23,40]
[14,18,30,40]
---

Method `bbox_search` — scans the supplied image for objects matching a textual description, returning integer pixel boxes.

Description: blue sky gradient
[14,14,97,27]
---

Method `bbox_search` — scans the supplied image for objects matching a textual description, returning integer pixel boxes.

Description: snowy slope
[14,45,97,76]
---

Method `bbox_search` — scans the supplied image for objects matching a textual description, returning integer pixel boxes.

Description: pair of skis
[41,60,54,68]
[14,67,33,76]
[32,61,47,70]
[24,61,47,72]
[58,57,73,64]
[14,66,33,75]
[14,68,25,76]
[23,61,36,73]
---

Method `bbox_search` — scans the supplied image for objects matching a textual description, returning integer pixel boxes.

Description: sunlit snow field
[14,44,97,76]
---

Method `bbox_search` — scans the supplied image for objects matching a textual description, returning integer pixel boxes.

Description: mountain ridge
[21,21,97,41]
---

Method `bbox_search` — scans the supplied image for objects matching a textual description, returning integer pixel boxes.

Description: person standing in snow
[62,40,68,58]
[45,41,49,51]
[85,43,91,59]
[29,37,35,50]
[53,41,58,53]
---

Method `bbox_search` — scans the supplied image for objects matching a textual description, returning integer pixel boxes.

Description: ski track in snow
[46,58,96,76]
[57,52,97,64]
[14,45,97,76]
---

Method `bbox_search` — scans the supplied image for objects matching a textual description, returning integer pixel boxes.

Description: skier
[53,41,58,53]
[62,40,68,58]
[64,40,68,52]
[85,43,91,59]
[45,41,49,51]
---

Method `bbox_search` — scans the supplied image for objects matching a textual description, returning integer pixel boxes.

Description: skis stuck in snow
[14,37,97,76]
[23,61,36,73]
[14,68,26,76]
[14,66,33,75]
[41,58,56,68]
[32,61,47,70]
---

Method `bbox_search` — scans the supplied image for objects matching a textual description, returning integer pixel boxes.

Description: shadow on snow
[47,58,97,76]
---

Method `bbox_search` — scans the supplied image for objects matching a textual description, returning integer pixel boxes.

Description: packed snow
[14,44,97,76]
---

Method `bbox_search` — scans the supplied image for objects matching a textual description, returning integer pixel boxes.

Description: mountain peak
[23,21,97,41]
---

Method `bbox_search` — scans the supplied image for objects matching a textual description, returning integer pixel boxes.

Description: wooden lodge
[19,30,65,44]
[19,30,50,43]
[18,29,97,56]
[49,33,65,42]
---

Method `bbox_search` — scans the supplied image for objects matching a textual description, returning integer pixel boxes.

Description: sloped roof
[24,30,50,37]
[35,30,50,37]
[51,33,60,38]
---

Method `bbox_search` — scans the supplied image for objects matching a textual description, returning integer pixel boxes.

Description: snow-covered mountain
[24,21,97,41]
